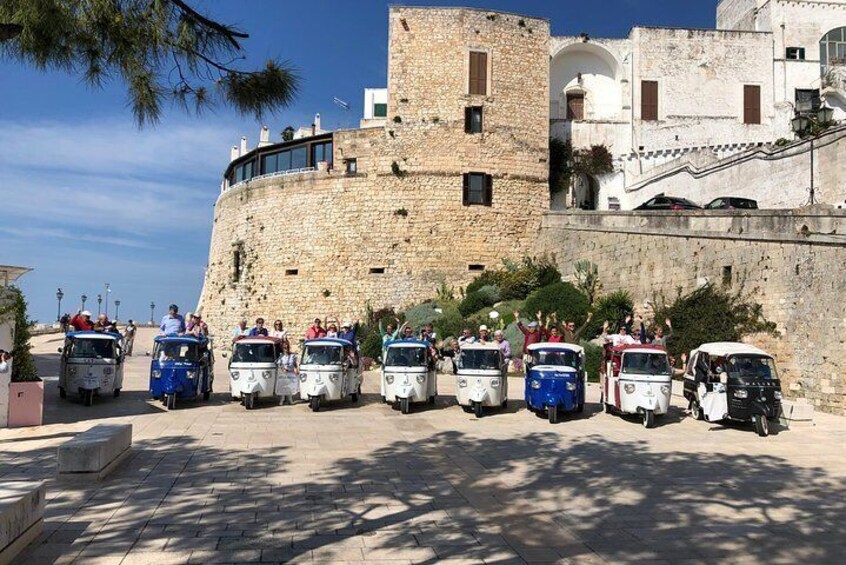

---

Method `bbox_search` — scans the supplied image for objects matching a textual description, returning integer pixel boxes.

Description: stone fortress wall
[198,7,551,339]
[537,209,846,415]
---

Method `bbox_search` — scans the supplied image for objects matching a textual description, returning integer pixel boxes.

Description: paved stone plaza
[2,329,846,564]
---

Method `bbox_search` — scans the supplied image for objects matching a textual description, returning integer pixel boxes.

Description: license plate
[83,376,99,388]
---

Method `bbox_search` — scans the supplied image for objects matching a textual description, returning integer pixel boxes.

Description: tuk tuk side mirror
[377,356,382,365]
[57,347,63,353]
[145,351,151,357]
[221,352,228,358]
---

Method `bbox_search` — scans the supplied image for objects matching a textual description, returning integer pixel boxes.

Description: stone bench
[0,481,45,565]
[780,400,815,429]
[57,423,132,480]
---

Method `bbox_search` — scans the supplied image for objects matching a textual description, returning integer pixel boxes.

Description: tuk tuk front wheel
[309,396,320,412]
[352,386,361,403]
[428,395,436,405]
[203,390,211,401]
[691,400,704,421]
[59,387,66,399]
[113,388,120,398]
[642,409,655,429]
[400,397,410,414]
[576,402,584,413]
[473,401,483,419]
[83,389,94,407]
[462,404,473,414]
[548,405,559,424]
[166,394,176,410]
[244,393,255,410]
[753,414,769,437]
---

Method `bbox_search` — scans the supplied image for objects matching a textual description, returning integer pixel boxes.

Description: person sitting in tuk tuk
[494,330,511,360]
[514,311,547,359]
[250,318,269,337]
[94,314,114,333]
[478,325,493,344]
[419,323,437,345]
[401,326,416,341]
[160,304,186,335]
[338,320,360,347]
[326,322,339,338]
[563,313,594,344]
[70,310,95,331]
[547,325,564,343]
[379,318,406,346]
[602,321,639,346]
[270,320,288,339]
[231,319,250,342]
[306,318,327,340]
[458,328,476,347]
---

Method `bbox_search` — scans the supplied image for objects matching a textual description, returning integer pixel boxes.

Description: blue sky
[0,0,715,324]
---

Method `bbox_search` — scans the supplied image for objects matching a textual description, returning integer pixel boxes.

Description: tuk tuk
[150,335,214,410]
[524,342,585,424]
[683,342,782,437]
[603,344,672,428]
[382,340,437,414]
[299,338,362,412]
[228,337,286,409]
[58,331,125,406]
[455,343,508,418]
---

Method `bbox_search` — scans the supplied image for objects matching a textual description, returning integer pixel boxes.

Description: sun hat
[81,310,92,317]
[479,324,489,332]
[528,321,539,328]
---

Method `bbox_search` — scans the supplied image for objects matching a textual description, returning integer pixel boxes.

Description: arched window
[820,27,846,75]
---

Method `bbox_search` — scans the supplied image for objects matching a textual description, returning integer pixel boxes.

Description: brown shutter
[567,93,584,120]
[641,81,658,121]
[744,85,761,124]
[484,174,493,206]
[469,52,487,95]
[462,174,470,205]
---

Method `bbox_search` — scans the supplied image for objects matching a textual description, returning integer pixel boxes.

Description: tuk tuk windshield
[302,345,342,366]
[232,343,276,363]
[154,342,199,363]
[726,355,778,380]
[385,347,427,367]
[622,352,671,375]
[530,349,579,368]
[68,338,116,359]
[461,349,501,371]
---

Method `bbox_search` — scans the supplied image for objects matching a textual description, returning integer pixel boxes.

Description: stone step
[780,400,815,428]
[0,481,45,565]
[57,423,132,481]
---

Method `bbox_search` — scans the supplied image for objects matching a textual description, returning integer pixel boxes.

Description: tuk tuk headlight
[385,375,394,384]
[329,373,339,382]
[624,384,635,394]
[103,367,113,375]
[231,371,240,381]
[458,378,468,388]
[530,380,541,389]
[566,381,577,391]
[261,371,272,380]
[299,373,307,382]
[734,389,749,399]
[660,385,670,395]
[186,370,197,380]
[416,374,425,384]
[774,391,783,400]
[490,379,500,388]
[152,369,160,379]
[69,366,78,375]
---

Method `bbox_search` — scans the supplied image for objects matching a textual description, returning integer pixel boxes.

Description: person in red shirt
[69,310,95,331]
[305,318,327,340]
[547,325,564,343]
[514,311,547,357]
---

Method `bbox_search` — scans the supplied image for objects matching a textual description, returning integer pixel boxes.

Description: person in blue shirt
[249,318,269,337]
[160,304,186,335]
[338,320,360,348]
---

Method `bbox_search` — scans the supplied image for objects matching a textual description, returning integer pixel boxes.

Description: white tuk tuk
[59,331,125,406]
[228,337,286,409]
[455,343,508,418]
[604,344,673,428]
[299,338,362,412]
[382,340,437,414]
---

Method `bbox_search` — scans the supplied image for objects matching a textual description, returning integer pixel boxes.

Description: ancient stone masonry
[199,7,550,339]
[537,209,846,415]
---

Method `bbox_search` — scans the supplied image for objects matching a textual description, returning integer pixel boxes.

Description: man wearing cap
[478,325,493,344]
[306,318,327,340]
[70,310,95,331]
[514,311,547,357]
[338,320,360,347]
[160,304,186,335]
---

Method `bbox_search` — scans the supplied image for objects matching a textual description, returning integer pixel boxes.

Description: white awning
[0,265,32,287]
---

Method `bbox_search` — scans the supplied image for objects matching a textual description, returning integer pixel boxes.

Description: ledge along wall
[536,209,846,415]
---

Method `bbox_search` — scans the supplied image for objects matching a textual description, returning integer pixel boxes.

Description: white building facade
[551,0,846,210]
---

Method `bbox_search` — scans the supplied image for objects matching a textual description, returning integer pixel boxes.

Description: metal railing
[225,166,317,192]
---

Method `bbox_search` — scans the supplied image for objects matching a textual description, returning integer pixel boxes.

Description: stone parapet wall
[536,209,846,415]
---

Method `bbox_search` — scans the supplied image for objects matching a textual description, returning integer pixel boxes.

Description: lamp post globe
[56,288,64,322]
[150,302,156,325]
[81,294,87,310]
[818,105,834,125]
[791,114,809,135]
[97,294,102,316]
[114,300,121,323]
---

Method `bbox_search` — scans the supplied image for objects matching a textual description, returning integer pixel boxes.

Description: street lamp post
[81,294,88,311]
[150,302,156,326]
[791,105,835,206]
[56,288,64,322]
[114,300,121,323]
[105,283,111,318]
[97,294,103,316]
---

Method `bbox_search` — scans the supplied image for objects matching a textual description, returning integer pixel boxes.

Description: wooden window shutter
[469,51,487,95]
[462,173,470,205]
[641,81,658,121]
[744,85,761,124]
[484,174,493,206]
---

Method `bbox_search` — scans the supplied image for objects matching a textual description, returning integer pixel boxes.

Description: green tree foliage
[583,342,602,383]
[404,302,439,329]
[585,290,633,340]
[466,256,561,301]
[549,138,572,195]
[433,306,465,341]
[459,290,493,317]
[548,139,614,196]
[523,282,590,327]
[0,0,299,125]
[0,287,38,382]
[360,331,383,362]
[654,285,779,358]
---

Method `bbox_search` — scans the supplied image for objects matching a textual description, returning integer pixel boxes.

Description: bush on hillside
[464,255,561,301]
[360,331,383,361]
[583,342,602,383]
[475,285,501,305]
[459,290,496,317]
[653,285,779,358]
[434,306,465,341]
[405,302,440,329]
[523,282,591,328]
[585,290,633,339]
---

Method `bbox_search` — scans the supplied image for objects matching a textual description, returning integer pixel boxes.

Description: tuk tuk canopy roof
[154,334,208,346]
[611,344,667,354]
[66,331,122,340]
[384,339,430,348]
[233,336,286,346]
[303,338,353,348]
[527,342,584,355]
[460,343,501,351]
[694,342,772,358]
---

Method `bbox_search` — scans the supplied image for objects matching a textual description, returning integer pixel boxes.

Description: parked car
[634,196,701,210]
[705,197,758,210]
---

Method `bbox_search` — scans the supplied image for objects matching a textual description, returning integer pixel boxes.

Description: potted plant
[1,287,42,427]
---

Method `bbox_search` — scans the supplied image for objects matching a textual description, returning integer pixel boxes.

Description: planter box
[7,381,43,428]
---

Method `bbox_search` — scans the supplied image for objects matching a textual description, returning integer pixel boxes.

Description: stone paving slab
[2,329,846,564]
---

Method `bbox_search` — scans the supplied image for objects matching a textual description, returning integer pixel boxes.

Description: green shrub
[583,342,602,383]
[523,282,590,327]
[476,285,501,304]
[586,290,633,339]
[466,271,501,295]
[0,287,38,382]
[464,255,561,301]
[405,302,439,329]
[434,306,465,342]
[360,331,384,361]
[459,290,495,317]
[653,285,779,358]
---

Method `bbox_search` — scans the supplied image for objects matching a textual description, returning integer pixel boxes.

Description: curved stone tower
[198,7,550,337]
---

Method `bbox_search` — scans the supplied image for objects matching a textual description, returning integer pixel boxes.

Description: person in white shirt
[231,319,249,343]
[602,321,639,346]
[270,319,288,340]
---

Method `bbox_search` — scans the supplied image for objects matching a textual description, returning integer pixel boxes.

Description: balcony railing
[224,166,317,192]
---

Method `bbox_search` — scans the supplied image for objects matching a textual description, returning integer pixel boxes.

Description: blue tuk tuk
[525,342,586,424]
[150,335,214,410]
